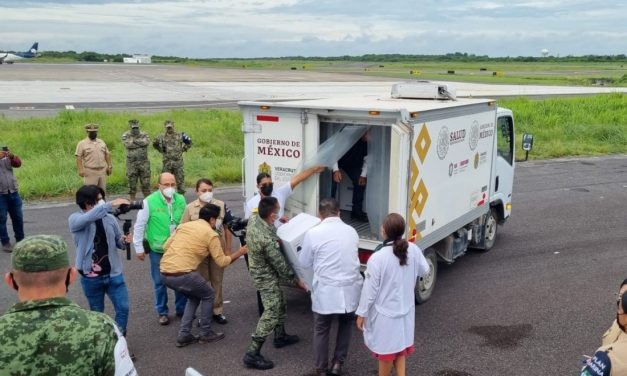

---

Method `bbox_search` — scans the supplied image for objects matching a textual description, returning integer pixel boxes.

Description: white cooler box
[276,213,321,290]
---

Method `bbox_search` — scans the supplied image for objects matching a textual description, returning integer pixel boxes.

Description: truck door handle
[495,176,499,191]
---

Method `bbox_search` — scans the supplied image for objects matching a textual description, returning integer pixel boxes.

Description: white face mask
[199,191,213,203]
[96,199,105,207]
[162,187,175,198]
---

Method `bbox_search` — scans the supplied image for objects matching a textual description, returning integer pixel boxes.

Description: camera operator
[68,185,132,338]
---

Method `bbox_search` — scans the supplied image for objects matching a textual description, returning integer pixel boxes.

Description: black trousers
[331,166,365,214]
[313,312,355,370]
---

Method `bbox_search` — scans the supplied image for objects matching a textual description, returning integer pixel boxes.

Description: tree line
[40,51,627,63]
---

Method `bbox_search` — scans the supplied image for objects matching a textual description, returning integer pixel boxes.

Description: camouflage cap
[164,120,174,128]
[128,119,140,128]
[84,123,99,131]
[12,235,70,272]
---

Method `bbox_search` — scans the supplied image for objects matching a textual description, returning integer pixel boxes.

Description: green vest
[145,191,185,253]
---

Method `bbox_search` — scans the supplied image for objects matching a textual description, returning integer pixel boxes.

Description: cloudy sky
[1,0,625,58]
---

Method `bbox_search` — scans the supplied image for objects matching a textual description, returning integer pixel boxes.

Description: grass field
[1,94,626,200]
[1,109,243,200]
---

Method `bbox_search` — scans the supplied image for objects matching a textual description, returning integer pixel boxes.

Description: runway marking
[8,106,35,110]
[65,105,75,110]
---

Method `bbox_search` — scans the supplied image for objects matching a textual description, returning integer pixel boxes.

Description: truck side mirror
[522,133,534,161]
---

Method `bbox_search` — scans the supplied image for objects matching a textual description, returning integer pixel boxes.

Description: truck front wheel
[482,207,498,251]
[415,248,437,304]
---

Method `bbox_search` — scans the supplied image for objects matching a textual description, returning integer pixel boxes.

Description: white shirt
[299,216,363,314]
[132,198,150,253]
[244,182,292,227]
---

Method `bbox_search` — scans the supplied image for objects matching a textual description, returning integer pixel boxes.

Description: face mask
[200,191,213,202]
[166,127,174,134]
[96,199,105,207]
[260,183,273,196]
[131,128,139,135]
[162,187,175,198]
[88,132,97,140]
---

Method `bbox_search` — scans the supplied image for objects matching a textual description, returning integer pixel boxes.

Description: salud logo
[469,121,479,151]
[437,126,450,160]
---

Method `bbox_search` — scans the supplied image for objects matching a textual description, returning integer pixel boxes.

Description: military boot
[273,324,299,348]
[243,336,274,370]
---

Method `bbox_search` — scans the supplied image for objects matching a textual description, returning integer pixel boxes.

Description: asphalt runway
[1,63,626,119]
[1,64,626,374]
[1,155,626,376]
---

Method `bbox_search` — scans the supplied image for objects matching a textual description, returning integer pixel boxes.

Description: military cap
[12,235,70,272]
[84,123,99,131]
[128,119,140,128]
[164,120,174,128]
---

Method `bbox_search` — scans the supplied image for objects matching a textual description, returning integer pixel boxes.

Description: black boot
[273,324,299,348]
[243,336,274,370]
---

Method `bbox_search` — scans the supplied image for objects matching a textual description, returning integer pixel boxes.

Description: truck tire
[415,248,437,304]
[482,207,498,251]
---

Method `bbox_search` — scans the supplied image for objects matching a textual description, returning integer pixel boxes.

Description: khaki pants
[197,257,225,315]
[84,167,107,191]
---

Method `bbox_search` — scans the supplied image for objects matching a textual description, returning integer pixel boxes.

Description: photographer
[0,146,24,253]
[68,185,132,337]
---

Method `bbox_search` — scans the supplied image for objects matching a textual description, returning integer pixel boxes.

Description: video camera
[113,200,143,217]
[111,200,143,260]
[227,216,248,246]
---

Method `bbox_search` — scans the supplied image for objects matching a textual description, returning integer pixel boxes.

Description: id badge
[169,224,177,235]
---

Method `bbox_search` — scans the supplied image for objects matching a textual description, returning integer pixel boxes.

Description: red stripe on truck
[256,115,279,122]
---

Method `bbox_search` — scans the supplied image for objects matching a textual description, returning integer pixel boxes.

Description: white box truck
[239,81,516,303]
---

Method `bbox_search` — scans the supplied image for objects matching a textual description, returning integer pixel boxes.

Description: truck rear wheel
[482,207,498,251]
[415,248,437,304]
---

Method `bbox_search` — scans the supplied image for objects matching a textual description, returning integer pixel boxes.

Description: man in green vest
[133,172,187,325]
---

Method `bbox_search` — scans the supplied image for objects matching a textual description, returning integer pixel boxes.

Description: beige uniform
[602,320,626,347]
[581,325,627,376]
[180,198,227,315]
[75,138,110,190]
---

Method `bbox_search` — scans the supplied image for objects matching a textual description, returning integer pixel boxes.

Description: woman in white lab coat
[356,213,430,376]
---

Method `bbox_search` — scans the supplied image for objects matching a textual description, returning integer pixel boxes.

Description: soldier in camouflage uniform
[0,235,136,375]
[153,120,192,194]
[243,196,306,370]
[122,119,151,200]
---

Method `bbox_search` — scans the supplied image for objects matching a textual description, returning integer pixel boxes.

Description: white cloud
[0,0,625,57]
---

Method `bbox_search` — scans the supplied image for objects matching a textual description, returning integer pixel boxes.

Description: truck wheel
[482,208,498,251]
[415,248,437,304]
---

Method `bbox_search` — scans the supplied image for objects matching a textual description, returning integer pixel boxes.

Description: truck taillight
[358,248,374,264]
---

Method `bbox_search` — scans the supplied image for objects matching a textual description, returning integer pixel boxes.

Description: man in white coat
[299,198,363,376]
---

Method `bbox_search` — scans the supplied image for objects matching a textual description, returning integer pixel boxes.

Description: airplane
[0,42,39,64]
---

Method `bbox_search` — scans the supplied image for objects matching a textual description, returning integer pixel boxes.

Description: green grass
[0,109,243,200]
[2,94,626,200]
[501,93,627,159]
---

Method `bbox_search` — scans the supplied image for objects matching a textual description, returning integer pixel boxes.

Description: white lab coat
[299,216,363,314]
[356,242,430,355]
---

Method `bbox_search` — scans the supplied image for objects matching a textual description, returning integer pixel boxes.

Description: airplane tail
[29,42,38,54]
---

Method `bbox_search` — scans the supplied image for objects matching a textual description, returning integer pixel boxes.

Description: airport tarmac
[0,63,626,118]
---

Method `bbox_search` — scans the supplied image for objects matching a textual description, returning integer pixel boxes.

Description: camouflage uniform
[153,121,191,194]
[0,234,136,375]
[246,215,298,338]
[0,298,121,375]
[122,120,151,199]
